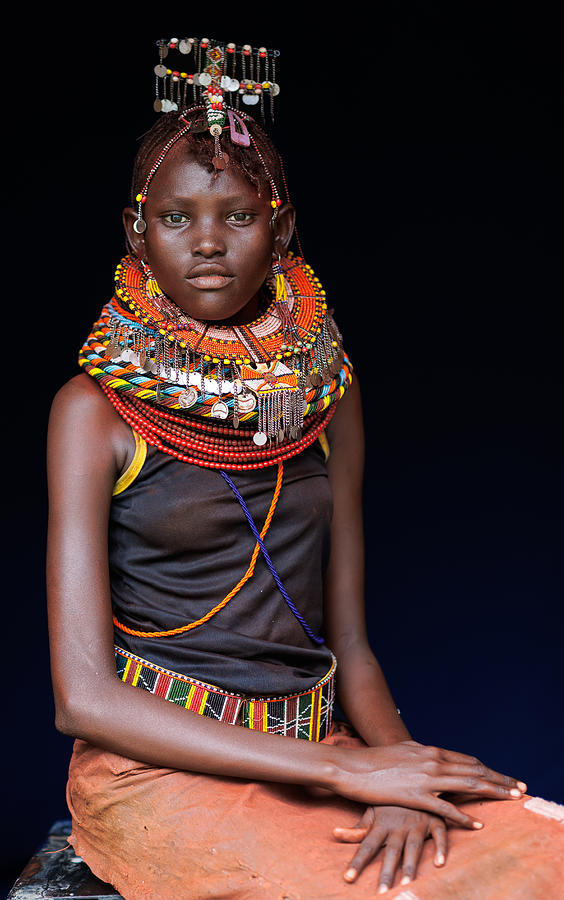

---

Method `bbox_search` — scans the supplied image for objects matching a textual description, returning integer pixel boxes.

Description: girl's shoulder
[48,373,135,480]
[51,371,113,414]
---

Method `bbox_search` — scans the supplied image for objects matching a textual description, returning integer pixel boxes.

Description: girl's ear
[123,207,147,259]
[272,203,296,258]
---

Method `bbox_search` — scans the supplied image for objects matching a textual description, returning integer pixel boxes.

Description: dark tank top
[109,433,334,696]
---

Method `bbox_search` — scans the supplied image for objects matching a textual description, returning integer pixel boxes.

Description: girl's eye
[163,213,189,225]
[227,212,254,223]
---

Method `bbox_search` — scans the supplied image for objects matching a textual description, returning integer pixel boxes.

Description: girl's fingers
[333,825,369,843]
[431,774,524,800]
[377,835,407,893]
[429,818,448,867]
[423,746,526,790]
[439,761,526,791]
[343,827,387,882]
[426,796,483,829]
[406,774,523,826]
[333,807,373,842]
[397,828,426,887]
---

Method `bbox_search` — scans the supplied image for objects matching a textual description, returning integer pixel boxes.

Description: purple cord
[220,470,325,645]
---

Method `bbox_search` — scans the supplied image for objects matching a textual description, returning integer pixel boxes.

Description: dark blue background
[4,6,562,894]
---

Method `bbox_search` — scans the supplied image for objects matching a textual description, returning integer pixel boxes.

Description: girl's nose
[191,222,227,257]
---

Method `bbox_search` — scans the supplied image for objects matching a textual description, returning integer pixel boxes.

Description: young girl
[47,39,532,899]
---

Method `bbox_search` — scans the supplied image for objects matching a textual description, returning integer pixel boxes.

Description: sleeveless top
[109,432,335,696]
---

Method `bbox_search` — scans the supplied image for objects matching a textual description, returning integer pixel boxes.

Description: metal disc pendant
[278,428,286,443]
[211,399,229,419]
[290,426,301,441]
[271,83,280,97]
[237,390,257,412]
[309,372,323,387]
[233,414,240,429]
[198,72,211,86]
[242,94,259,105]
[178,387,197,408]
[106,345,121,360]
[153,98,163,112]
[154,64,167,77]
[179,39,193,54]
[253,431,268,446]
[133,218,146,234]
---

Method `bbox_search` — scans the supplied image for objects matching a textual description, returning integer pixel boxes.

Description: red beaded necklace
[99,382,337,470]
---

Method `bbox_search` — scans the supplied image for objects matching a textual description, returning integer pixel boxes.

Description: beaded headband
[133,36,282,235]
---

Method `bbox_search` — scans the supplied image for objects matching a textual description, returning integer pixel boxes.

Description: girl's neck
[198,286,268,327]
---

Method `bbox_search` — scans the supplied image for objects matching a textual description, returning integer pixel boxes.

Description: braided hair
[131,110,284,205]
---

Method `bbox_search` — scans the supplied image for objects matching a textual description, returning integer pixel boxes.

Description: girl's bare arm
[47,374,524,830]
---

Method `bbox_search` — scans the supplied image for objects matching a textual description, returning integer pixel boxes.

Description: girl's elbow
[53,680,113,738]
[54,697,81,736]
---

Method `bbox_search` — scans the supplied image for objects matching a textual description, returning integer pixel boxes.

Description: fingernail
[401,875,411,885]
[344,869,357,882]
[473,821,484,829]
[378,886,389,894]
[510,788,522,798]
[517,781,527,792]
[435,853,445,865]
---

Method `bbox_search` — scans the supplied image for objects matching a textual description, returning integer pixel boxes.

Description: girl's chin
[174,297,262,325]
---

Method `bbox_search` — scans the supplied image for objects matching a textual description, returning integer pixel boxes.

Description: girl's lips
[186,275,234,290]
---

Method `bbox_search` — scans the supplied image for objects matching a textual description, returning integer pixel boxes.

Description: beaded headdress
[133,37,282,235]
[79,35,352,471]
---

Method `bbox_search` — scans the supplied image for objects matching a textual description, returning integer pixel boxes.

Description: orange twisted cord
[113,462,284,638]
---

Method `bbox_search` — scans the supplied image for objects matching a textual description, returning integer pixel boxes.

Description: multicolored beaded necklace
[79,251,352,644]
[79,252,352,472]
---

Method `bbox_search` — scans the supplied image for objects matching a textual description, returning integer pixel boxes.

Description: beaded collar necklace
[79,253,352,470]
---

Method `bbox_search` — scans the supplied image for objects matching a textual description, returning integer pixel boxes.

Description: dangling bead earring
[133,194,147,233]
[272,255,293,330]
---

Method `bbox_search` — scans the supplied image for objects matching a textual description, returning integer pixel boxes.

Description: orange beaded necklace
[79,253,352,470]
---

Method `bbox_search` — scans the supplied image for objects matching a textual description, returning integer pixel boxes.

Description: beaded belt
[115,646,336,742]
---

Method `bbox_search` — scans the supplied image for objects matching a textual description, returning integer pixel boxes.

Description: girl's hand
[334,806,447,892]
[330,740,527,828]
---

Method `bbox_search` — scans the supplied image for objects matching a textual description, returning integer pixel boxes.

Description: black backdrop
[3,6,562,892]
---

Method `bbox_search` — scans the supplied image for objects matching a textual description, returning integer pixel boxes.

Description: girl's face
[124,146,295,324]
